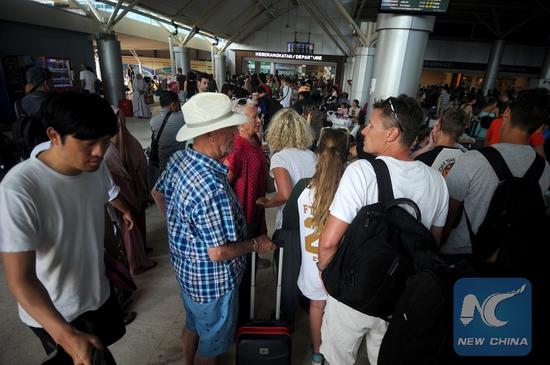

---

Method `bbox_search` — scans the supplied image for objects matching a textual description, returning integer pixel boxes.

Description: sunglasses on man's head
[387,97,404,132]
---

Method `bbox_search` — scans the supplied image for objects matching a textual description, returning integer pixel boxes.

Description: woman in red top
[224,103,269,237]
[224,102,269,325]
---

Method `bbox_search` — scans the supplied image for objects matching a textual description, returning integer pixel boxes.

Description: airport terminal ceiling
[98,0,550,46]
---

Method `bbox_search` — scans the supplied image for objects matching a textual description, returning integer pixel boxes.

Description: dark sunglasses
[387,97,403,132]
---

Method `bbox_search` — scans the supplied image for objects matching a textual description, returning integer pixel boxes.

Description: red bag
[118,99,133,117]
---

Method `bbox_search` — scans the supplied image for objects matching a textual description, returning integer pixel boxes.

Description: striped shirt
[155,147,246,303]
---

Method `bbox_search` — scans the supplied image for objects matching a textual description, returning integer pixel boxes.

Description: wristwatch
[251,238,259,252]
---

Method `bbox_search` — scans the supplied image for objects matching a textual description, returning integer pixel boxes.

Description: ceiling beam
[172,0,195,19]
[234,5,300,45]
[85,0,105,23]
[329,0,369,46]
[106,0,123,29]
[179,27,200,47]
[490,8,503,38]
[501,12,538,38]
[303,0,355,55]
[220,2,283,52]
[223,3,262,29]
[94,0,219,41]
[67,0,92,17]
[300,0,351,57]
[474,13,500,38]
[195,0,226,27]
[112,0,140,28]
[257,0,277,19]
[353,0,367,20]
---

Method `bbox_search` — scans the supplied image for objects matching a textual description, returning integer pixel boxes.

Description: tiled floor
[0,104,369,364]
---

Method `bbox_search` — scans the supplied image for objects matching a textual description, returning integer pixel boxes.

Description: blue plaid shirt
[155,147,247,303]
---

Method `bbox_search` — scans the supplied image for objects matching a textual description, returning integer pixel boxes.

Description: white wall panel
[502,45,546,67]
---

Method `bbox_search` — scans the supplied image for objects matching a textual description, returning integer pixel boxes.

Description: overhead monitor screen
[45,57,73,88]
[288,42,314,55]
[379,0,450,14]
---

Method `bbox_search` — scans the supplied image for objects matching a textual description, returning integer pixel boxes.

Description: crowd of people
[1,63,549,365]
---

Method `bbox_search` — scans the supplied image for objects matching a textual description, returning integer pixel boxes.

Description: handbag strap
[153,111,173,146]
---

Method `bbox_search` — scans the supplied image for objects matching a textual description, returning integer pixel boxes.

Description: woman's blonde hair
[266,108,313,152]
[310,128,349,232]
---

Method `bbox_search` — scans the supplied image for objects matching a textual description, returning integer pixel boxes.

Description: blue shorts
[181,288,239,357]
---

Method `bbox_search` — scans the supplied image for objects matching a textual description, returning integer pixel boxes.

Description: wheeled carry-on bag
[236,246,291,364]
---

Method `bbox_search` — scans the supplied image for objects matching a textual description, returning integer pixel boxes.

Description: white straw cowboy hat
[176,92,247,141]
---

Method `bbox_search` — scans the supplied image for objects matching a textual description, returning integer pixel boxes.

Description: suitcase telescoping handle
[249,243,284,321]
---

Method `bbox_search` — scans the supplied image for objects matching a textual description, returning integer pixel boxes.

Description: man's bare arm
[1,251,102,365]
[207,235,275,262]
[318,215,349,270]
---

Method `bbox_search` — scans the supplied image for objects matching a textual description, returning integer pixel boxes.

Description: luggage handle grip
[250,246,284,322]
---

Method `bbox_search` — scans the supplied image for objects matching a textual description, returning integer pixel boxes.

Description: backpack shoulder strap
[523,153,546,183]
[153,111,173,145]
[371,158,394,203]
[477,146,512,181]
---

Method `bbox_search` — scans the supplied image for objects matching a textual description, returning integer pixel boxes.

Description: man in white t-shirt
[318,96,449,365]
[0,93,135,365]
[279,77,292,108]
[80,64,97,94]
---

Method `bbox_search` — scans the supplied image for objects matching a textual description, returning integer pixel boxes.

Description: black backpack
[322,159,439,318]
[378,260,475,365]
[12,100,48,160]
[466,147,548,275]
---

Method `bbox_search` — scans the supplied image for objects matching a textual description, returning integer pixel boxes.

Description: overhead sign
[254,51,323,61]
[379,0,450,14]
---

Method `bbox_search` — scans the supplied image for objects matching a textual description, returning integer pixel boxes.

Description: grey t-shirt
[19,91,49,117]
[442,143,550,254]
[150,109,186,170]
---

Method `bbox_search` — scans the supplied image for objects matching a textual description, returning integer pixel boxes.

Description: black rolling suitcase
[236,246,291,364]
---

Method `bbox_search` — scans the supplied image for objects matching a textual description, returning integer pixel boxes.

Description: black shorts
[29,290,125,355]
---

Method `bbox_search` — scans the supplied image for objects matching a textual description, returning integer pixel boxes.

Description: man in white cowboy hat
[151,92,275,365]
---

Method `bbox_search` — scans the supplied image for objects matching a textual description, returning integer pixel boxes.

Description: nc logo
[453,278,531,356]
[459,284,527,327]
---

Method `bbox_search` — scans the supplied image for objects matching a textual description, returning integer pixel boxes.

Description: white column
[482,40,505,95]
[96,32,125,106]
[368,14,435,117]
[342,57,355,95]
[534,47,550,90]
[168,35,176,75]
[174,46,190,76]
[214,53,226,90]
[270,62,276,75]
[350,47,375,107]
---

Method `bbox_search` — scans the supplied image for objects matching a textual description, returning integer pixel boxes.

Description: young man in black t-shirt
[414,108,469,177]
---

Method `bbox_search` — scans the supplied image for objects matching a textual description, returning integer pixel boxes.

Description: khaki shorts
[320,295,388,365]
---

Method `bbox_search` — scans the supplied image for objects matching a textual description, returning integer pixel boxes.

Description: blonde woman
[297,128,349,365]
[256,108,316,230]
